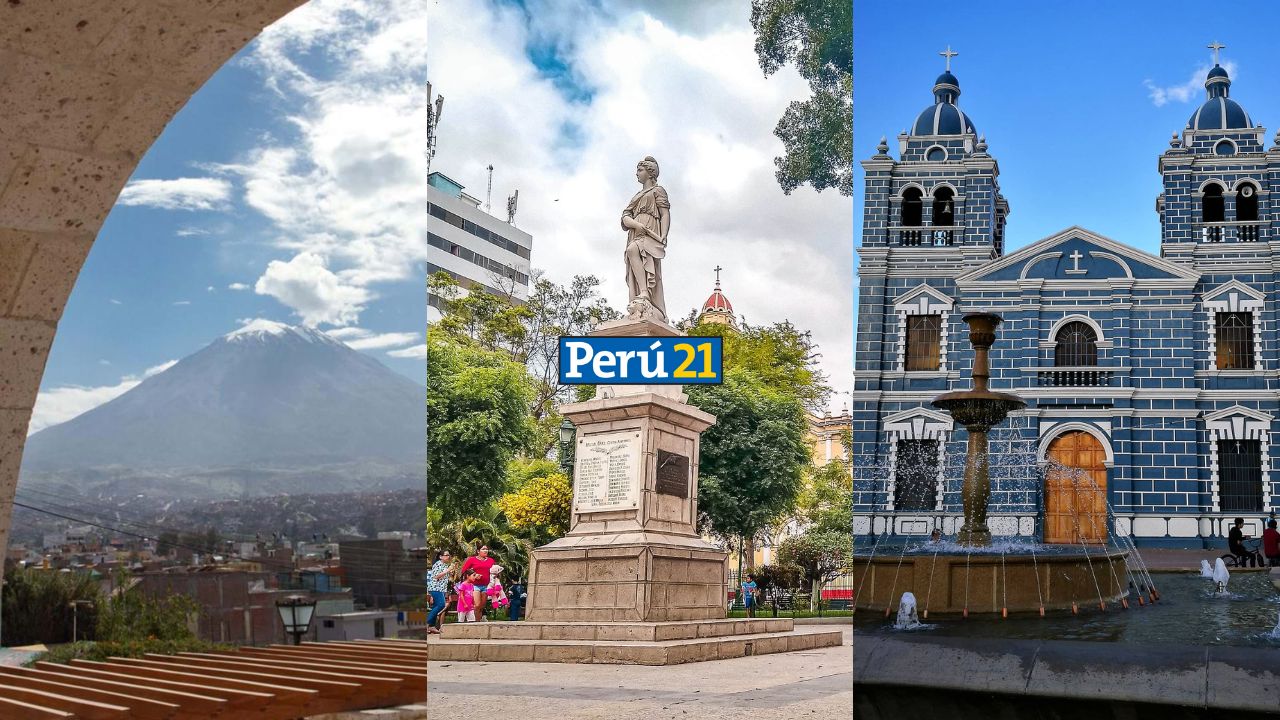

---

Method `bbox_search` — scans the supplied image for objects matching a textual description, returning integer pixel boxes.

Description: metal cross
[939,46,958,72]
[1068,250,1083,272]
[714,265,722,285]
[1208,41,1225,66]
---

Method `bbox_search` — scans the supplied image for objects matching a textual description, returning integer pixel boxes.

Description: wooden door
[1044,431,1108,544]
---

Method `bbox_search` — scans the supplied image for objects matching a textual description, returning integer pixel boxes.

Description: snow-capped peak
[224,319,337,345]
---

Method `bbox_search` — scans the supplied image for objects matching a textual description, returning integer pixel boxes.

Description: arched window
[1215,139,1236,156]
[1237,182,1259,222]
[932,187,955,227]
[900,187,923,227]
[1203,183,1225,223]
[926,146,946,162]
[1054,321,1098,367]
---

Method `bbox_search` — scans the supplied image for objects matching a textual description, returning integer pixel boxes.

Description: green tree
[96,571,199,643]
[429,271,618,455]
[426,507,536,582]
[1,566,100,645]
[427,333,537,521]
[687,319,830,411]
[688,368,810,565]
[498,470,572,541]
[777,528,851,611]
[795,430,852,534]
[751,0,852,196]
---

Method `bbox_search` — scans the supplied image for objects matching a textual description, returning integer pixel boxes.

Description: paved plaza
[428,628,853,719]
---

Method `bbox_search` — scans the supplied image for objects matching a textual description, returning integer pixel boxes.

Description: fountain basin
[854,550,1131,615]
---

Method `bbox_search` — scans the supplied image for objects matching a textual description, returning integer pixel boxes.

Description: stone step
[426,627,842,665]
[440,618,794,642]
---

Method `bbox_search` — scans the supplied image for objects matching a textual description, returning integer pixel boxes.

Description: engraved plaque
[654,450,689,498]
[572,430,642,513]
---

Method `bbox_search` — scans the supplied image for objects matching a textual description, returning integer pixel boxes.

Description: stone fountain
[854,313,1134,615]
[931,313,1027,547]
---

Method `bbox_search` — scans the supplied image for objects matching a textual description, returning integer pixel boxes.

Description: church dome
[698,270,735,327]
[911,72,976,136]
[1187,64,1253,131]
[702,284,732,314]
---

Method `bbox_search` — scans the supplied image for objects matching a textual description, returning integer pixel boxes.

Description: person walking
[460,544,495,620]
[426,550,453,634]
[1263,519,1280,567]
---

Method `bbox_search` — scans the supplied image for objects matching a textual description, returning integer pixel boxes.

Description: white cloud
[222,0,428,327]
[206,286,216,292]
[173,300,191,306]
[29,360,178,435]
[253,251,371,327]
[387,343,427,359]
[108,299,122,305]
[228,282,250,291]
[323,326,419,350]
[117,178,233,211]
[177,227,211,237]
[347,331,419,350]
[1145,61,1237,107]
[428,1,853,409]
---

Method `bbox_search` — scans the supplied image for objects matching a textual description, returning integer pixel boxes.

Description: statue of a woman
[621,156,670,320]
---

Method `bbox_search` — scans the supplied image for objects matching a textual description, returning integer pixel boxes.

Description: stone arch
[1037,422,1114,467]
[0,1,309,579]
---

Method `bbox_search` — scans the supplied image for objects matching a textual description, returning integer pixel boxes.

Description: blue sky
[31,0,428,433]
[855,2,1280,265]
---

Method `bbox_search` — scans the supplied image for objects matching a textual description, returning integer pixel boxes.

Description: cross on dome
[1208,41,1225,66]
[713,265,723,287]
[939,45,958,72]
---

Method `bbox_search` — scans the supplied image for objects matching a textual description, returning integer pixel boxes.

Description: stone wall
[0,0,308,575]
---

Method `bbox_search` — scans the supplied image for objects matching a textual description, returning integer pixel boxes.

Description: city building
[340,539,429,608]
[853,52,1280,548]
[427,170,533,317]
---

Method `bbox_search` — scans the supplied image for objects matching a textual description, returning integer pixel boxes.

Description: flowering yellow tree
[499,471,572,539]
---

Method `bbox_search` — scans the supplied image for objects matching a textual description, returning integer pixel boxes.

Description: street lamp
[275,595,317,645]
[69,600,93,643]
[558,418,576,474]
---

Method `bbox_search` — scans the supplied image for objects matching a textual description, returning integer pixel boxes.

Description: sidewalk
[428,629,852,719]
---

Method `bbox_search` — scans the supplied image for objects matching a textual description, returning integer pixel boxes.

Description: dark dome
[913,103,977,136]
[1188,97,1252,130]
[910,71,975,136]
[1187,64,1253,131]
[934,71,959,89]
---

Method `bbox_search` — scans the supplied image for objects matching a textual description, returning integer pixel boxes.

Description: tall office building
[427,171,533,317]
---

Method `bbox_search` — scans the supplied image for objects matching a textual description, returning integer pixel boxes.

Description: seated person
[1228,517,1258,567]
[1263,519,1280,568]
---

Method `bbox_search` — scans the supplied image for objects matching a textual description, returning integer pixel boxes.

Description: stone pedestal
[526,317,729,623]
[428,317,842,663]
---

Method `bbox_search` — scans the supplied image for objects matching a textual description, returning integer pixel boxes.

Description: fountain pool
[856,571,1280,647]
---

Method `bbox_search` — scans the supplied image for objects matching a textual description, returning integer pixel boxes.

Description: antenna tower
[486,164,494,213]
[506,189,519,225]
[426,82,445,172]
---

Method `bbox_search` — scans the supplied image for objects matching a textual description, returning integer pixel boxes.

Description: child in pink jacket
[456,571,479,622]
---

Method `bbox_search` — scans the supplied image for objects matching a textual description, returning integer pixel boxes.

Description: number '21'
[672,342,716,379]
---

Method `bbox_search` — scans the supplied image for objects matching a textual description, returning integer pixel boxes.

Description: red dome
[702,285,733,313]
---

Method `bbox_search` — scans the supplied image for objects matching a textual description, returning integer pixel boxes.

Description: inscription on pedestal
[572,430,642,512]
[655,450,689,498]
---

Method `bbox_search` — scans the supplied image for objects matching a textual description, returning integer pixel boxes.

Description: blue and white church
[853,46,1280,548]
